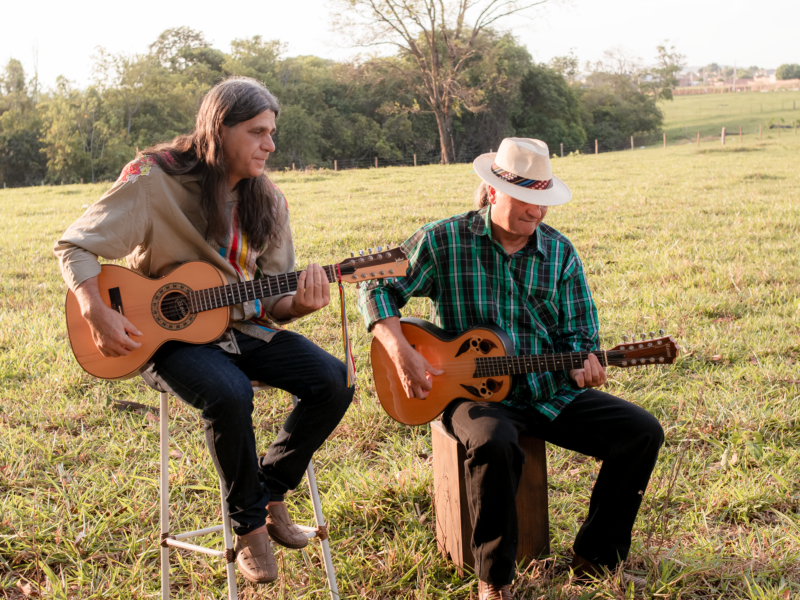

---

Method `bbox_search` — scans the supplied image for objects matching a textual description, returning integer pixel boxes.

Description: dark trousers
[148,330,353,535]
[442,389,664,586]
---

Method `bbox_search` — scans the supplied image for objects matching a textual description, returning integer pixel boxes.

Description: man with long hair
[55,77,353,584]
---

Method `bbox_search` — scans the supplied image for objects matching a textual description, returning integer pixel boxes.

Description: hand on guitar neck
[372,317,444,399]
[75,277,143,358]
[271,263,331,320]
[569,352,607,389]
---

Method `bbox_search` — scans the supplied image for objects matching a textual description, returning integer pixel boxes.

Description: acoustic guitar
[371,318,679,425]
[66,248,408,380]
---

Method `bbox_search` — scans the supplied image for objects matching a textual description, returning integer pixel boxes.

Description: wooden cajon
[431,420,549,571]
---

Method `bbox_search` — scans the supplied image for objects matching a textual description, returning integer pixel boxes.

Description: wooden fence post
[292,163,295,171]
[630,136,634,150]
[560,143,563,157]
[663,132,666,148]
[696,131,700,147]
[414,154,417,167]
[334,160,338,171]
[595,139,598,154]
[375,156,378,168]
[721,127,726,146]
[759,124,762,140]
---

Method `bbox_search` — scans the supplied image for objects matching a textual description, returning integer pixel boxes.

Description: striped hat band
[490,163,553,190]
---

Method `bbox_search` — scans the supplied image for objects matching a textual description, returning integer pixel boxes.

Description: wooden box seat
[431,420,550,571]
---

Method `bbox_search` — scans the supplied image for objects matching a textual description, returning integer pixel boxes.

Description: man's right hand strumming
[75,277,143,357]
[372,317,443,399]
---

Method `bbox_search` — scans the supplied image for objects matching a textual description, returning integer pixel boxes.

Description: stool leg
[159,392,170,599]
[292,395,339,600]
[219,478,238,600]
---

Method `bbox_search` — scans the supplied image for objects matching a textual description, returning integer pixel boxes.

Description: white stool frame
[158,385,339,599]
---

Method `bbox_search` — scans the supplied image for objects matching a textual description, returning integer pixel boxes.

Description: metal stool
[156,381,339,599]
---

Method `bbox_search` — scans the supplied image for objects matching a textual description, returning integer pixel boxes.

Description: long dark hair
[143,77,282,250]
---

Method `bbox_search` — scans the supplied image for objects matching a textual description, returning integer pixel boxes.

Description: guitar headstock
[608,331,679,368]
[338,246,408,284]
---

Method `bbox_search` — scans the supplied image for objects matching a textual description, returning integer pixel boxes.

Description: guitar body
[371,318,514,426]
[65,262,230,380]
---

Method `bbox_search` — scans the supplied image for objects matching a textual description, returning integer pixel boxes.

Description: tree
[549,50,579,84]
[643,43,685,100]
[0,59,47,187]
[512,63,586,152]
[333,0,551,163]
[776,64,800,80]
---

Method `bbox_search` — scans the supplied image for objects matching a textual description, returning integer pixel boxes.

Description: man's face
[489,187,548,238]
[221,110,277,183]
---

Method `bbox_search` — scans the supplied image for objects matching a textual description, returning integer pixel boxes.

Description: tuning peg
[377,246,383,251]
[368,248,373,254]
[622,335,629,342]
[649,331,655,338]
[640,334,646,341]
[659,329,665,336]
[350,251,354,258]
[359,250,364,256]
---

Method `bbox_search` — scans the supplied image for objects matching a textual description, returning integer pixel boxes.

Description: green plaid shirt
[357,205,599,420]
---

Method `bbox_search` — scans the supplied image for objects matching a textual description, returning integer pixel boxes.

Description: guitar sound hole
[160,292,191,322]
[479,340,492,353]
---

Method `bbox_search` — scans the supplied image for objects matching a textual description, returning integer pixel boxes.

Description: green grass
[1,134,800,599]
[660,90,800,143]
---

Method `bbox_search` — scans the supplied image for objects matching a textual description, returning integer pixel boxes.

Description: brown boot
[266,502,310,549]
[478,579,513,600]
[571,553,646,594]
[234,530,278,584]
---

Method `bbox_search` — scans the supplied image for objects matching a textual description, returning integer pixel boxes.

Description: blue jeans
[146,330,353,535]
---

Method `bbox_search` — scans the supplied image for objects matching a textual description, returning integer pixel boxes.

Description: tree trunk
[434,108,455,164]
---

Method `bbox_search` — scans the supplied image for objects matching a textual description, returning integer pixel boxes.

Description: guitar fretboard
[187,265,339,313]
[474,351,620,378]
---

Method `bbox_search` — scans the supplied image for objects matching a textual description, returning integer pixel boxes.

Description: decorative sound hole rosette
[151,283,197,331]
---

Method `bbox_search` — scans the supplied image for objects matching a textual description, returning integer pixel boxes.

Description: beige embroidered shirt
[53,157,296,350]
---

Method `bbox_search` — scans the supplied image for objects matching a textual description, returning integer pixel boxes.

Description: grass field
[660,90,800,143]
[1,134,799,599]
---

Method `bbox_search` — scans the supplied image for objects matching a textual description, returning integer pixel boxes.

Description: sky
[2,0,798,89]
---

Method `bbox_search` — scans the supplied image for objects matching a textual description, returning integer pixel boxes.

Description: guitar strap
[335,263,357,388]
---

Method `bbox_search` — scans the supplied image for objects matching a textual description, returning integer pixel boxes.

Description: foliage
[578,71,663,149]
[1,135,800,598]
[511,63,586,151]
[776,63,800,80]
[642,44,686,101]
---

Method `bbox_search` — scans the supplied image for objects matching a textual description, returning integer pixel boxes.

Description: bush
[775,64,800,80]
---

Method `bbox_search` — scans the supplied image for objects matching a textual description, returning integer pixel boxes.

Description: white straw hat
[473,138,572,206]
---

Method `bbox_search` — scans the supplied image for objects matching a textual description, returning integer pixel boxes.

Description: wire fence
[276,120,800,174]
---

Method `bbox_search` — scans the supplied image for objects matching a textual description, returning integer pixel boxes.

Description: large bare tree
[333,0,549,163]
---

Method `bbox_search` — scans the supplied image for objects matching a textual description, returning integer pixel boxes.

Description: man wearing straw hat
[358,138,664,598]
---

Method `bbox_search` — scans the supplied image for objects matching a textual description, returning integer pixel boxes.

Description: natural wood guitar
[66,248,408,380]
[371,318,679,425]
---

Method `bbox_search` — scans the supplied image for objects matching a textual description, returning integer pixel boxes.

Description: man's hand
[288,263,331,318]
[373,317,444,399]
[75,277,143,357]
[569,352,607,388]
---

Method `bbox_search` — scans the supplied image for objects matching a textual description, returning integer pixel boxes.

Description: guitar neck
[188,264,339,313]
[475,350,617,377]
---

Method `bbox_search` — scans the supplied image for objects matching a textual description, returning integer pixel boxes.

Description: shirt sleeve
[254,187,297,324]
[357,226,438,330]
[53,176,150,292]
[553,250,600,354]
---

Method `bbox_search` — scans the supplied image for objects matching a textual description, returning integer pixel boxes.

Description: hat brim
[473,153,572,206]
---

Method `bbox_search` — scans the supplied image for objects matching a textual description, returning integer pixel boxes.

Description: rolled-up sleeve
[553,252,599,353]
[53,178,150,291]
[357,227,437,330]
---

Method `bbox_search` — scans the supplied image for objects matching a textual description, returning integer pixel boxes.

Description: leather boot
[478,579,513,600]
[234,530,278,584]
[266,502,310,549]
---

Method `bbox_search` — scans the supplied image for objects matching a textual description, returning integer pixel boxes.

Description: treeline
[0,27,674,188]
